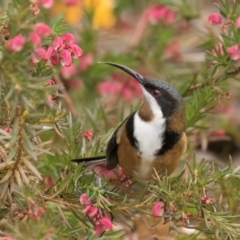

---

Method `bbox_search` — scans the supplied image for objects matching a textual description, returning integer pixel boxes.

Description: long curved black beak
[99,62,145,85]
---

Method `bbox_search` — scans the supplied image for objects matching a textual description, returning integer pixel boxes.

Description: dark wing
[106,113,134,170]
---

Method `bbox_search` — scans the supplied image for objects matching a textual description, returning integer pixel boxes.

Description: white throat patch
[133,90,166,177]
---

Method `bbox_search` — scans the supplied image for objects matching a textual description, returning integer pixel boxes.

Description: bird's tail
[71,156,106,166]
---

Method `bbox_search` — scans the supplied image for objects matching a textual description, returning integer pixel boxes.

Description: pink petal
[31,47,46,63]
[236,17,240,28]
[94,224,104,236]
[34,22,52,37]
[67,44,83,58]
[208,13,222,25]
[60,49,72,67]
[152,201,165,218]
[29,32,41,47]
[61,33,76,44]
[6,34,26,52]
[99,216,113,231]
[51,36,64,51]
[38,0,53,9]
[79,193,92,205]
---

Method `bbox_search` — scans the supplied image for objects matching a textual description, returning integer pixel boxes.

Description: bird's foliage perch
[0,0,240,239]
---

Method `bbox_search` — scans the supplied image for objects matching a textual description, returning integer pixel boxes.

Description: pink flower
[67,44,83,58]
[38,0,53,9]
[31,48,46,63]
[208,13,222,25]
[152,201,165,218]
[4,126,10,133]
[51,36,64,51]
[212,129,225,137]
[211,43,224,56]
[92,164,115,179]
[34,23,52,37]
[43,176,55,187]
[94,224,105,236]
[79,53,94,70]
[61,33,76,45]
[29,32,41,47]
[99,216,113,231]
[6,34,26,52]
[236,17,240,28]
[227,44,240,60]
[60,64,76,79]
[82,129,93,140]
[64,0,78,5]
[79,193,92,205]
[146,5,175,24]
[60,49,72,67]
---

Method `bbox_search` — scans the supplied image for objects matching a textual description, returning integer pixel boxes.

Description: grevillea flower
[38,0,54,9]
[79,193,92,205]
[82,129,93,140]
[208,13,222,25]
[67,44,83,58]
[60,64,76,79]
[60,49,72,67]
[7,34,26,52]
[51,36,64,51]
[146,5,175,24]
[29,32,41,47]
[61,33,76,45]
[31,48,46,63]
[4,126,10,133]
[152,201,165,218]
[34,23,52,37]
[227,44,240,60]
[92,164,115,179]
[79,53,94,70]
[236,17,240,28]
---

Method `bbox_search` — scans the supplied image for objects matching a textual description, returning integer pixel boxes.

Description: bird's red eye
[152,89,160,97]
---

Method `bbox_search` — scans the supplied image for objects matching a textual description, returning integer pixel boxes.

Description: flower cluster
[145,4,175,24]
[24,197,47,220]
[32,33,83,67]
[92,164,132,187]
[79,193,113,236]
[81,129,94,140]
[200,195,212,204]
[208,12,240,61]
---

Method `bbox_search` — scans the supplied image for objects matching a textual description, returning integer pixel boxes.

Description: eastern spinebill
[72,62,187,182]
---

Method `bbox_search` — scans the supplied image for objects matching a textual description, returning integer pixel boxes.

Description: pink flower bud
[208,13,222,25]
[60,49,72,67]
[236,17,240,28]
[227,44,240,60]
[46,79,55,86]
[61,33,76,45]
[29,32,41,47]
[51,36,64,51]
[82,205,92,215]
[82,129,93,140]
[88,206,99,217]
[7,34,26,52]
[94,224,104,236]
[99,216,113,231]
[60,64,76,79]
[79,193,92,205]
[34,23,52,37]
[4,126,10,133]
[79,53,93,70]
[152,201,165,218]
[31,48,46,63]
[38,0,53,9]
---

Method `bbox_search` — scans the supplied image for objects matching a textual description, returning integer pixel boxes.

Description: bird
[72,62,187,182]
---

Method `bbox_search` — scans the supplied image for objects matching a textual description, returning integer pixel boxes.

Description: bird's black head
[100,62,183,118]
